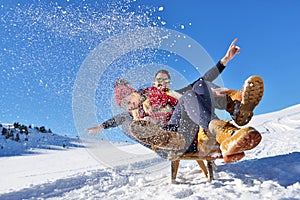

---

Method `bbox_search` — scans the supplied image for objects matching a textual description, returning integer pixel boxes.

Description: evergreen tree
[20,125,28,134]
[2,127,7,136]
[13,122,20,129]
[15,133,20,142]
[39,126,47,133]
[7,130,14,140]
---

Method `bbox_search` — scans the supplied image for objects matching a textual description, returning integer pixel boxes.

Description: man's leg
[169,90,216,154]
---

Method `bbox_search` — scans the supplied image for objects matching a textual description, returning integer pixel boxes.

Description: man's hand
[211,87,229,97]
[221,38,241,66]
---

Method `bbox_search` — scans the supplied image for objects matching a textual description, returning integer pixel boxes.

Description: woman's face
[120,92,140,111]
[153,72,170,91]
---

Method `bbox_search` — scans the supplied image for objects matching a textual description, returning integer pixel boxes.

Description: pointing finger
[231,38,238,47]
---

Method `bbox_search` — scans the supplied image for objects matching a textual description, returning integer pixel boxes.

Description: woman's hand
[86,125,104,136]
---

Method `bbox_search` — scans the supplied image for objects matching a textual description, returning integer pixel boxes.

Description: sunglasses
[155,78,170,84]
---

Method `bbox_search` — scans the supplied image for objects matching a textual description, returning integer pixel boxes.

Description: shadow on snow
[217,152,300,187]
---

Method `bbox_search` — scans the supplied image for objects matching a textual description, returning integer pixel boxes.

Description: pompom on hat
[114,78,137,107]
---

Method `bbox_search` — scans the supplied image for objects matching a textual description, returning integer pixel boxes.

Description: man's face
[153,72,170,91]
[120,93,140,111]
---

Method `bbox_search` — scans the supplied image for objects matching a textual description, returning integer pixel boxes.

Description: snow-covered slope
[1,105,300,200]
[0,124,83,156]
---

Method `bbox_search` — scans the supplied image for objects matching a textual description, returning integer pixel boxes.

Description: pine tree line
[0,122,53,142]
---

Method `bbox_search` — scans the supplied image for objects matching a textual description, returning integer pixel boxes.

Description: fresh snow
[1,105,300,200]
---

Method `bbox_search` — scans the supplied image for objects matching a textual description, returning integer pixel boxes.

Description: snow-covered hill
[1,105,300,200]
[0,124,83,156]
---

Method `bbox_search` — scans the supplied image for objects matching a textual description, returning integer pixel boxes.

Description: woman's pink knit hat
[114,79,136,106]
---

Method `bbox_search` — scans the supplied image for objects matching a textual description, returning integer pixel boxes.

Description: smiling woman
[114,79,138,111]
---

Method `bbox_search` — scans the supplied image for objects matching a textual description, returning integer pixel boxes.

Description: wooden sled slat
[170,149,222,183]
[196,160,208,178]
[171,159,214,183]
[171,160,180,183]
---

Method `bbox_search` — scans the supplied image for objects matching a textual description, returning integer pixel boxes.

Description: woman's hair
[154,70,170,80]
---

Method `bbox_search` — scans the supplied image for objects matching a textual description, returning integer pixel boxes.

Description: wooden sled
[170,149,222,184]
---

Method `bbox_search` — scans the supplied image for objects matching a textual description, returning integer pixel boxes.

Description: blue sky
[1,0,299,137]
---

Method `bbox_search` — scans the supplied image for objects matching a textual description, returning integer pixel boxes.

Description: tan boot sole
[130,120,186,150]
[221,127,262,156]
[235,76,264,126]
[223,152,245,163]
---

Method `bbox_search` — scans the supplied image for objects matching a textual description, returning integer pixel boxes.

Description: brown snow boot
[226,89,242,117]
[209,119,262,163]
[197,127,219,156]
[226,76,264,126]
[130,120,186,150]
